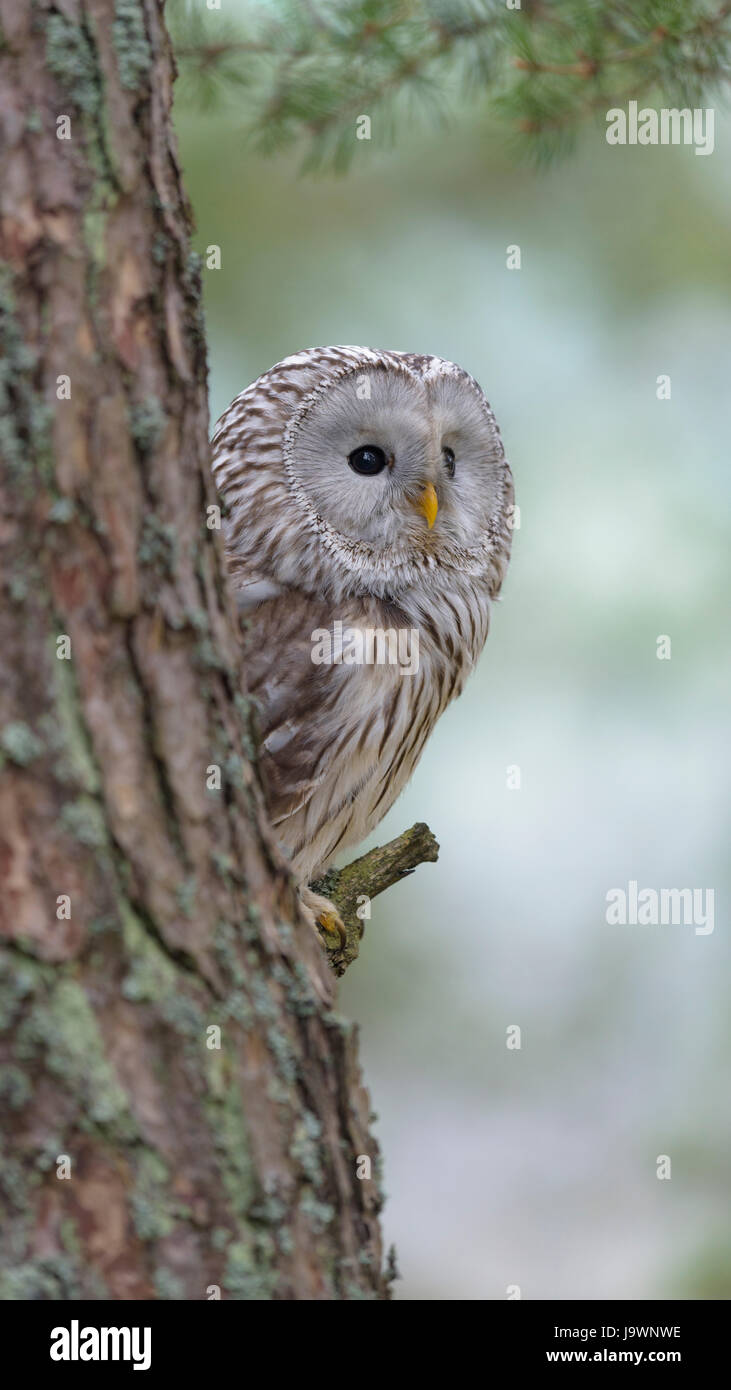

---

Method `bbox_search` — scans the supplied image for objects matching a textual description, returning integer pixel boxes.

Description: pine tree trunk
[0,0,386,1301]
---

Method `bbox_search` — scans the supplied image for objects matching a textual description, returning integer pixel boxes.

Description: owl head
[212,346,513,605]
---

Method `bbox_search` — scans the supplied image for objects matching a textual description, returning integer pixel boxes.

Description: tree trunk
[0,0,387,1300]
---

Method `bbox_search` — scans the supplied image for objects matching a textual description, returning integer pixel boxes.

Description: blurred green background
[174,81,731,1299]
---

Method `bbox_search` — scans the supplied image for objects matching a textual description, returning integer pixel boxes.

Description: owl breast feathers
[212,346,514,888]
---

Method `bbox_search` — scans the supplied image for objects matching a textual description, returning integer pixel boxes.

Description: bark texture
[0,0,387,1300]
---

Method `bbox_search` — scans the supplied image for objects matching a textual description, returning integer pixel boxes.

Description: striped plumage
[212,347,513,931]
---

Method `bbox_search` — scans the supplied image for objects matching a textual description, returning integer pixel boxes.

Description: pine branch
[169,0,731,170]
[311,822,439,976]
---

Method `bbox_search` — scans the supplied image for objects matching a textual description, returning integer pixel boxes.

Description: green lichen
[343,1280,379,1300]
[196,637,229,672]
[276,922,294,948]
[266,1027,298,1085]
[212,1226,230,1252]
[48,497,76,523]
[176,876,196,919]
[120,900,177,1003]
[153,1267,185,1300]
[46,16,117,255]
[221,990,253,1029]
[16,978,135,1138]
[1,722,43,766]
[9,575,29,604]
[223,1234,278,1301]
[234,694,257,759]
[186,606,209,634]
[183,250,203,290]
[138,514,176,572]
[290,1111,324,1185]
[250,976,277,1022]
[0,954,43,1031]
[272,960,318,1019]
[0,1067,32,1109]
[0,1253,81,1301]
[213,919,246,987]
[131,1151,176,1241]
[322,1009,354,1035]
[83,208,108,269]
[46,15,100,116]
[35,1135,68,1173]
[0,1146,38,1212]
[89,913,118,936]
[276,1226,294,1256]
[298,1189,335,1233]
[0,265,53,481]
[205,1070,257,1218]
[248,1193,287,1226]
[211,850,234,884]
[266,1077,291,1106]
[59,795,108,847]
[242,902,264,948]
[129,396,166,454]
[219,752,242,787]
[120,902,209,1062]
[113,0,153,91]
[59,1217,82,1258]
[48,652,101,794]
[161,992,205,1038]
[204,1041,226,1100]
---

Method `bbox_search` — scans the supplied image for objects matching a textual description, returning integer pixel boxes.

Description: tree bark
[0,0,387,1300]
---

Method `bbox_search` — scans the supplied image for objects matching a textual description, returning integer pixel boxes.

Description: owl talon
[317,908,346,949]
[299,886,346,951]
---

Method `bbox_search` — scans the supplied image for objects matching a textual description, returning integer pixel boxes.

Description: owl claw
[316,908,346,949]
[299,886,346,951]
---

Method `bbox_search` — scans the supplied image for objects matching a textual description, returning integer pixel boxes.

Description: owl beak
[415,482,438,529]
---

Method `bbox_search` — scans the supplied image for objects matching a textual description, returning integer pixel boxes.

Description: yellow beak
[415,482,438,529]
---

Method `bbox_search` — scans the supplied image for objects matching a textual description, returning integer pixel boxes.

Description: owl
[211,347,514,944]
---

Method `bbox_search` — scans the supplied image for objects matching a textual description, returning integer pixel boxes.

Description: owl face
[285,357,507,567]
[212,346,513,605]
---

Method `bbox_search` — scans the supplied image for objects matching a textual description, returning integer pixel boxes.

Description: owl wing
[241,589,349,829]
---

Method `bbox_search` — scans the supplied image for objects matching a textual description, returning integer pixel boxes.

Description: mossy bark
[0,0,386,1300]
[316,823,439,975]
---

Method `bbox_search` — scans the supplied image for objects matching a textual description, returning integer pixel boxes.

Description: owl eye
[442,446,456,478]
[348,445,388,477]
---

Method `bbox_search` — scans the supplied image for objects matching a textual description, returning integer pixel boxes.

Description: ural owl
[212,347,514,943]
